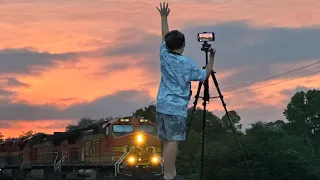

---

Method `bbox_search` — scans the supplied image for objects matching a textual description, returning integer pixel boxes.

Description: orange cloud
[0,0,319,53]
[8,56,151,108]
[0,119,73,139]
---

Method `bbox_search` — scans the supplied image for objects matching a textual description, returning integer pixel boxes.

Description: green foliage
[222,110,242,130]
[0,132,3,143]
[65,117,108,131]
[284,89,320,136]
[133,105,156,123]
[133,89,320,180]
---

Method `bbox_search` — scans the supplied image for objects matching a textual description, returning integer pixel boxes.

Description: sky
[0,0,320,138]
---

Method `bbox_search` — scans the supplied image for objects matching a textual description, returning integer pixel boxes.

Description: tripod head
[198,32,214,53]
[201,41,211,53]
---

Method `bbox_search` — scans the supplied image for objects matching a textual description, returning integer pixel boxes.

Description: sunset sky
[0,0,320,138]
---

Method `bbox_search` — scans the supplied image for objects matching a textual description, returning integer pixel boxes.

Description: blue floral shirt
[156,42,207,118]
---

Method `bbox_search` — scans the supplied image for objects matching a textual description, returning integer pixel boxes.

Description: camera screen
[198,32,215,42]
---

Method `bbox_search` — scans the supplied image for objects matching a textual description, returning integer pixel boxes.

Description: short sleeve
[188,60,207,82]
[160,42,168,58]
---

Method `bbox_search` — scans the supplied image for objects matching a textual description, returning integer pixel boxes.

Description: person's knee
[166,140,179,148]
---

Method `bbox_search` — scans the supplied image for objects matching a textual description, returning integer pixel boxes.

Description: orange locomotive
[0,116,163,180]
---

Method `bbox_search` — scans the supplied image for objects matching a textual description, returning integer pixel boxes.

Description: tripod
[185,42,254,180]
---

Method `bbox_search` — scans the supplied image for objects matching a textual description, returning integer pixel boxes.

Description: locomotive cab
[108,117,163,180]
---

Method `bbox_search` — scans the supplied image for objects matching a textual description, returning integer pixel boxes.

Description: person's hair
[164,30,185,51]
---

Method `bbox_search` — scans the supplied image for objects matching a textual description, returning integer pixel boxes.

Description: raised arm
[204,48,216,79]
[188,48,216,82]
[156,2,170,42]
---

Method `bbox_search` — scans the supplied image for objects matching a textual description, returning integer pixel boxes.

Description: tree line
[131,89,320,180]
[0,89,319,179]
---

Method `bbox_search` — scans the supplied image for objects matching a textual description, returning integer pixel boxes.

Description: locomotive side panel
[22,145,31,168]
[100,123,116,164]
[66,140,82,164]
[29,147,38,164]
[36,142,54,165]
[100,138,112,163]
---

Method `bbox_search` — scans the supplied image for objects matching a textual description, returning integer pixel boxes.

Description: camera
[197,32,215,42]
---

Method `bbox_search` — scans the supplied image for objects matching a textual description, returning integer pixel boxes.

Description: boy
[156,2,216,180]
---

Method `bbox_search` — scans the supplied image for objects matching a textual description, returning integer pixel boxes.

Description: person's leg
[161,139,169,160]
[163,141,178,180]
[156,112,167,162]
[163,114,187,180]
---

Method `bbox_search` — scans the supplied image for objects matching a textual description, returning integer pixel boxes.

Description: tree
[133,105,156,122]
[65,118,107,131]
[221,110,242,131]
[187,107,227,142]
[19,130,35,139]
[284,89,320,136]
[0,132,4,143]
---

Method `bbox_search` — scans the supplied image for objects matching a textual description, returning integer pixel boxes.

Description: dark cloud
[182,21,320,88]
[64,90,154,119]
[102,21,320,88]
[183,21,320,67]
[104,32,159,58]
[0,90,153,121]
[0,99,60,120]
[0,48,77,74]
[2,77,29,87]
[101,29,162,77]
[279,86,310,99]
[0,89,15,96]
[88,61,131,77]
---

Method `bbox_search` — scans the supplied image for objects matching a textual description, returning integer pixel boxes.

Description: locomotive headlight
[128,156,136,164]
[136,134,144,143]
[151,156,159,164]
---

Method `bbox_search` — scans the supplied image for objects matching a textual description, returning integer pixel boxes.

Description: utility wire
[221,60,320,91]
[120,68,320,119]
[119,64,320,121]
[222,69,320,97]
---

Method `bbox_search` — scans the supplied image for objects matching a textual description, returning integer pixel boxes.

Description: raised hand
[156,2,170,17]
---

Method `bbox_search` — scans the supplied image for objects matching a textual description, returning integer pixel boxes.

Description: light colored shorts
[156,111,187,141]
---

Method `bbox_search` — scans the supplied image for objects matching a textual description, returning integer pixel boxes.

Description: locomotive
[0,116,163,180]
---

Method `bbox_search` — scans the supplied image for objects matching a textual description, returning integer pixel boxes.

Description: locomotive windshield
[136,125,155,134]
[113,125,134,137]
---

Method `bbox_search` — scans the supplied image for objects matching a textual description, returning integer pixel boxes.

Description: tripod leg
[185,81,203,144]
[210,71,227,107]
[209,70,255,180]
[200,96,207,180]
